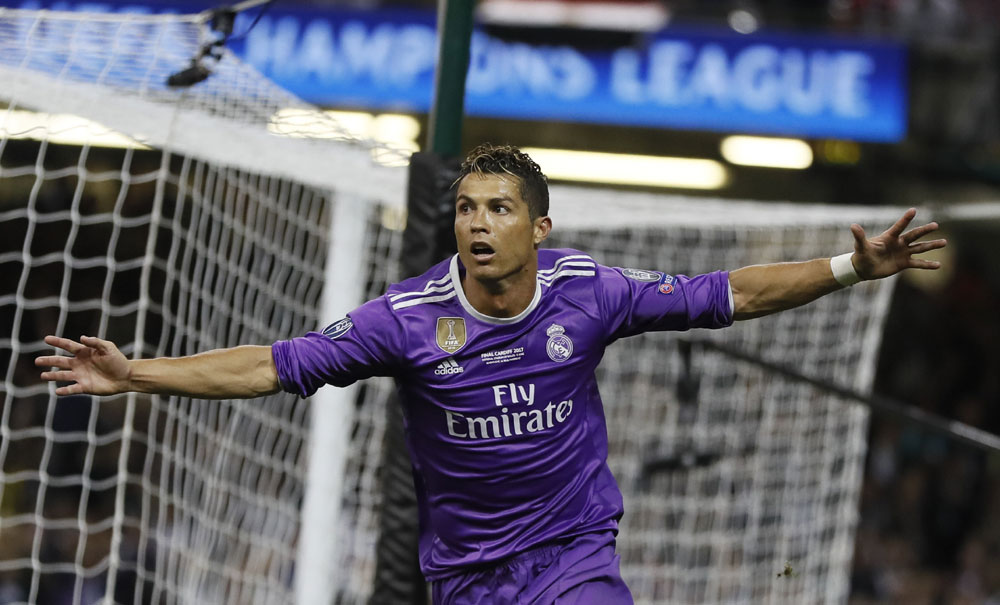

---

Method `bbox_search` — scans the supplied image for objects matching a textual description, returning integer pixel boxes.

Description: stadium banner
[7,1,907,141]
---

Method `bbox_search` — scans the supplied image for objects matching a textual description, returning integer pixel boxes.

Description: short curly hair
[458,144,549,219]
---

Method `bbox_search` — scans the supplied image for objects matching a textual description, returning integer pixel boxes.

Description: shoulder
[384,256,457,313]
[537,248,599,287]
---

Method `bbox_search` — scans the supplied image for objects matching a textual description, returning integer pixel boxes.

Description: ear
[533,216,552,247]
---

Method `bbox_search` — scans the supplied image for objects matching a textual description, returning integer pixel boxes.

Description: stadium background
[0,0,998,603]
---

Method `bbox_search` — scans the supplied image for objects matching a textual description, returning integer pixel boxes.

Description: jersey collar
[449,255,542,325]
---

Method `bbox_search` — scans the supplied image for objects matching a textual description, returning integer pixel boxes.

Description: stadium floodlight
[267,109,419,166]
[720,135,814,169]
[370,114,421,154]
[521,147,729,189]
[477,0,670,32]
[267,108,368,140]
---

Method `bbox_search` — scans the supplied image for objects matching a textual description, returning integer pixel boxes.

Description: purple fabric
[272,249,733,580]
[431,531,633,605]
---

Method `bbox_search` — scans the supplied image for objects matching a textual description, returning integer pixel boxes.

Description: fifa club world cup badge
[436,317,467,353]
[545,324,573,363]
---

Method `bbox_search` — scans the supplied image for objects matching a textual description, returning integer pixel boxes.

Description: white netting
[0,8,404,605]
[546,189,902,604]
[0,6,929,605]
[339,189,905,604]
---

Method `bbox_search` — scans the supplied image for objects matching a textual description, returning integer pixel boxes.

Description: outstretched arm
[730,209,946,320]
[36,335,280,398]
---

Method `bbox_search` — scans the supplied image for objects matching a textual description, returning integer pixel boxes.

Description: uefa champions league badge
[658,274,675,294]
[545,324,573,363]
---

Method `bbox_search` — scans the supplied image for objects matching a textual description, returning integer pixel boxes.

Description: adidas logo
[434,357,464,376]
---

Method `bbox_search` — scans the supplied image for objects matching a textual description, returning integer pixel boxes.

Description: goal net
[546,192,902,604]
[0,7,405,605]
[1,6,905,605]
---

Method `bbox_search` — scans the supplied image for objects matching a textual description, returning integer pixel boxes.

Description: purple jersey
[272,249,733,580]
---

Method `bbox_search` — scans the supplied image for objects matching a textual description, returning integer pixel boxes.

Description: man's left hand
[850,208,947,281]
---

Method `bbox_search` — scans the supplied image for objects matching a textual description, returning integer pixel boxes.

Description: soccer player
[37,144,946,604]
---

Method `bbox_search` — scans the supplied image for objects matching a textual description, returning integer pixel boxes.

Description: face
[454,173,551,285]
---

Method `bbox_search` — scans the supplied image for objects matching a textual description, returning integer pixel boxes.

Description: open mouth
[470,242,495,262]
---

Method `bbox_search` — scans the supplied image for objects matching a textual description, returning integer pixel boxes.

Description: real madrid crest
[436,317,467,353]
[621,268,661,282]
[545,324,573,363]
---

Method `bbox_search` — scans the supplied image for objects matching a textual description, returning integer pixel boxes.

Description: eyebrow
[455,194,517,204]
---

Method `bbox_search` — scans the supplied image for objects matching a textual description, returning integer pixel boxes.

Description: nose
[469,207,489,233]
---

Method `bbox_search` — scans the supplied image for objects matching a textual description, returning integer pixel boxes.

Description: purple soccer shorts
[431,532,634,604]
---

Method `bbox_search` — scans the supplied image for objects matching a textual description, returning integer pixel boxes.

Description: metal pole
[369,5,475,601]
[427,0,475,157]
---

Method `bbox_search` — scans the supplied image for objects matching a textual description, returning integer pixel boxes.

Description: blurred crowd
[851,227,1000,604]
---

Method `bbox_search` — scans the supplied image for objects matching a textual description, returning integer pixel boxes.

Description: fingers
[908,239,947,255]
[40,370,76,382]
[886,208,917,238]
[43,335,85,355]
[43,334,115,356]
[35,355,73,369]
[55,383,85,397]
[79,335,111,353]
[850,224,867,250]
[906,238,946,271]
[901,222,940,244]
[38,365,85,396]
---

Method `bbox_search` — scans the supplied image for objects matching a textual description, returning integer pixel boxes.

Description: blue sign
[467,31,907,141]
[5,1,908,141]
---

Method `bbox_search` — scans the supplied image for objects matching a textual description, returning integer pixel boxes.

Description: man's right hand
[36,335,132,396]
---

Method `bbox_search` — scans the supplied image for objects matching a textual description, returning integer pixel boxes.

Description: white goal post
[0,6,955,605]
[0,7,405,605]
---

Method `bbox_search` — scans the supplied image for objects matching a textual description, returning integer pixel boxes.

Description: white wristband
[830,253,861,287]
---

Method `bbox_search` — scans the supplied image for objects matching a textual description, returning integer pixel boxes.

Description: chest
[400,304,603,406]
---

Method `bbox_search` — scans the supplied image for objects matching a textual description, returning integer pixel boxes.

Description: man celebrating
[37,144,946,603]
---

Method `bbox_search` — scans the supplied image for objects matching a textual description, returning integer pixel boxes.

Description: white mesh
[546,187,900,604]
[0,6,949,605]
[325,189,909,604]
[0,7,408,198]
[0,8,404,605]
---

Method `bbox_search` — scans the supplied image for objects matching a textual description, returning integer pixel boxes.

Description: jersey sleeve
[596,265,734,341]
[270,296,403,397]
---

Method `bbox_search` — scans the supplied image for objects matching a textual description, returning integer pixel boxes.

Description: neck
[461,262,538,319]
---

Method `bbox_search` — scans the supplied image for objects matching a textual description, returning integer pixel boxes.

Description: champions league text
[445,382,574,440]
